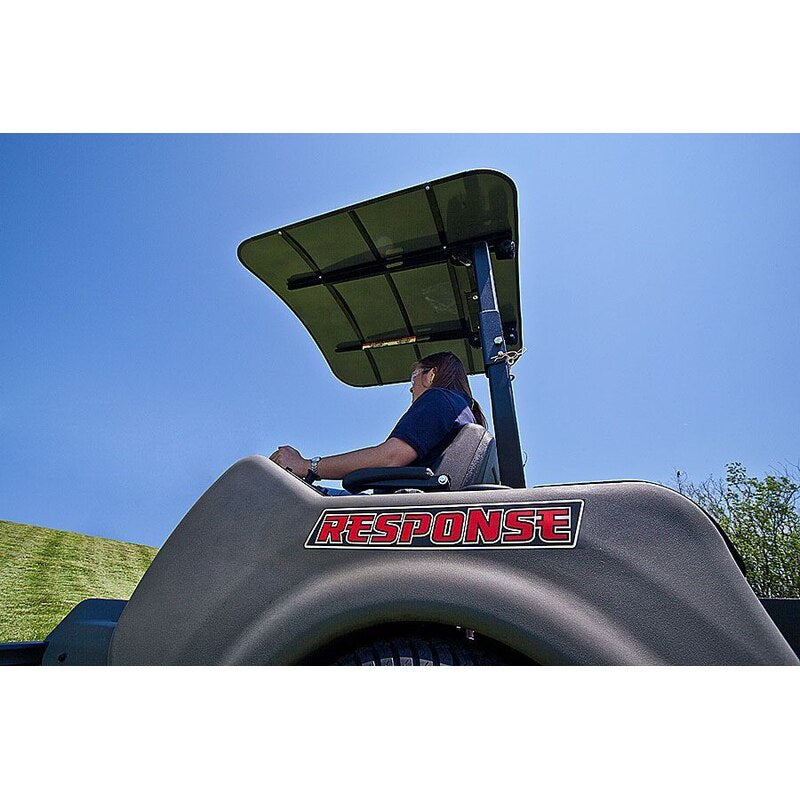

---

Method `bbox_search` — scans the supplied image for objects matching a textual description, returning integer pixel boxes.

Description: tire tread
[341,631,500,666]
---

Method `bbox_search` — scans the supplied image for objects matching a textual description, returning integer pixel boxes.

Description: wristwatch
[305,456,322,484]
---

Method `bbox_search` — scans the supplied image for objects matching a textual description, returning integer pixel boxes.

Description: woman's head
[410,351,487,427]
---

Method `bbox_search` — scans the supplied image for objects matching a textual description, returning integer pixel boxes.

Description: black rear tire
[334,631,506,666]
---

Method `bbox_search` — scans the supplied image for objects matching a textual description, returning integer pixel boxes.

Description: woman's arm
[270,437,417,480]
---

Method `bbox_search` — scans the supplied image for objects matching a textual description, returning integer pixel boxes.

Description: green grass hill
[0,519,157,642]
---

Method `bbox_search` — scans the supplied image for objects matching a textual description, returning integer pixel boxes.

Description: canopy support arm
[286,231,513,291]
[472,241,526,488]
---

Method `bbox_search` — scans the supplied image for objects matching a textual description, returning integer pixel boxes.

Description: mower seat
[341,424,501,494]
[431,423,500,490]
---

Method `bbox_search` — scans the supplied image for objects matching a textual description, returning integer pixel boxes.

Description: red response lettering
[309,502,580,549]
[464,508,502,544]
[371,513,402,545]
[316,514,348,544]
[537,508,571,541]
[503,509,536,543]
[430,511,465,544]
[398,513,432,544]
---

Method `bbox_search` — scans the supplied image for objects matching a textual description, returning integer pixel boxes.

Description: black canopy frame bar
[333,318,519,354]
[334,325,481,354]
[286,231,513,291]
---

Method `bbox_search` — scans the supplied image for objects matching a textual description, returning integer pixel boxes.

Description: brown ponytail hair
[413,351,488,428]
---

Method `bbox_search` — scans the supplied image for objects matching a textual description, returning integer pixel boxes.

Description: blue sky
[2,134,798,548]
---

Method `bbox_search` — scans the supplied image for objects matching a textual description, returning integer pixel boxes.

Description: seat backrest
[430,423,500,490]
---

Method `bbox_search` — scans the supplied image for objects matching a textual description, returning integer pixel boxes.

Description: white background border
[3,1,798,796]
[2,1,799,132]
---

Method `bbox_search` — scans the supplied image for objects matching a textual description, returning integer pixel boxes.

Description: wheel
[332,630,508,666]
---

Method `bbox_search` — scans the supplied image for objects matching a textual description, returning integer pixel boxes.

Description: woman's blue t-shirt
[389,387,477,469]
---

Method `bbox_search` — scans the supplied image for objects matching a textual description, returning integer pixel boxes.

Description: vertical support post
[472,241,526,488]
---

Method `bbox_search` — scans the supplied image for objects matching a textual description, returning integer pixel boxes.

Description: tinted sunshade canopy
[238,169,522,387]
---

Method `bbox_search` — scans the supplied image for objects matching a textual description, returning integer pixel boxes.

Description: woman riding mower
[269,351,487,493]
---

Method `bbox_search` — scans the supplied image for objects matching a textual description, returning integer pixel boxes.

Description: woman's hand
[269,445,311,476]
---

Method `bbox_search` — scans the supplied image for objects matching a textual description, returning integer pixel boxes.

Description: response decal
[304,500,583,549]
